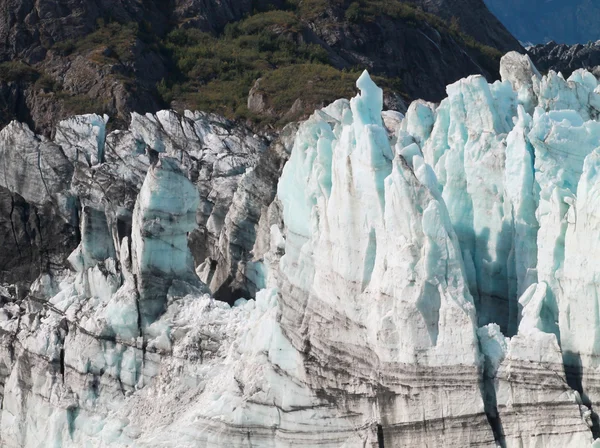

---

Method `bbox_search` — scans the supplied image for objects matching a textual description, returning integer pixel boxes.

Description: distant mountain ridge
[484,0,600,45]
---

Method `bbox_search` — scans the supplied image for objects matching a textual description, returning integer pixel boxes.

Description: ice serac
[54,114,109,166]
[405,51,600,446]
[422,70,517,334]
[0,120,77,284]
[0,107,268,299]
[499,52,541,113]
[0,71,496,448]
[131,156,203,325]
[0,108,273,447]
[560,147,600,418]
[276,71,491,446]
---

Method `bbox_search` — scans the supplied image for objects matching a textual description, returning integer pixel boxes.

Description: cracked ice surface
[2,51,600,447]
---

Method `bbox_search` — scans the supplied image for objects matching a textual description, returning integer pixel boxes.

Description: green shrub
[345,2,362,23]
[51,21,138,62]
[0,61,40,83]
[34,74,59,91]
[52,40,76,56]
[449,16,461,35]
[156,78,173,105]
[157,10,342,120]
[256,64,359,119]
[285,0,345,19]
[237,10,300,34]
[56,92,110,115]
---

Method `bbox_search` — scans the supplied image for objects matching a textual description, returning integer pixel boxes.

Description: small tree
[449,16,461,35]
[345,2,362,23]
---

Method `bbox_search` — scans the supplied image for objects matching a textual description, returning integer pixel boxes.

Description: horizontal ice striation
[276,72,491,446]
[2,51,600,447]
[407,51,600,446]
[479,283,593,447]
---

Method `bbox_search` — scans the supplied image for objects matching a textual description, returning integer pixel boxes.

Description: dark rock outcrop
[308,12,503,102]
[412,0,522,52]
[528,41,600,77]
[0,0,251,63]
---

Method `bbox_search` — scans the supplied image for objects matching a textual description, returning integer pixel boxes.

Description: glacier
[0,51,600,447]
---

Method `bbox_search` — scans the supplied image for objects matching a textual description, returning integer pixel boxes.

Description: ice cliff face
[1,51,600,447]
[274,75,489,446]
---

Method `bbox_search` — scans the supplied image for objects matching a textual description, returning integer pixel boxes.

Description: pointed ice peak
[500,51,541,86]
[513,104,532,128]
[356,69,378,93]
[568,69,598,91]
[352,70,383,128]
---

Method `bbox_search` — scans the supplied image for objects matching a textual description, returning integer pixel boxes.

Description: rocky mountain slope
[0,0,520,135]
[1,51,600,446]
[484,0,600,45]
[411,0,520,50]
[528,40,600,78]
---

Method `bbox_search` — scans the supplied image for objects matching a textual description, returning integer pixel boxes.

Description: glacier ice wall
[1,51,600,447]
[413,51,600,446]
[276,72,490,446]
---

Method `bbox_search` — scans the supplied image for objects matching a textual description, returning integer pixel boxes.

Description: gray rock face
[247,78,270,116]
[529,41,600,78]
[301,12,504,103]
[412,0,522,52]
[172,0,253,32]
[0,0,251,63]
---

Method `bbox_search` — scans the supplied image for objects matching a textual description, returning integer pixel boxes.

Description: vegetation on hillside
[153,0,499,124]
[0,0,504,129]
[0,61,40,83]
[52,20,141,63]
[157,13,333,122]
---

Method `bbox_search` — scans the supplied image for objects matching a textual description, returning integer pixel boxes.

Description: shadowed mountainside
[0,0,521,134]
